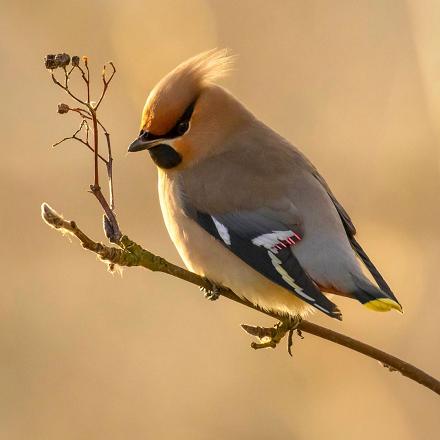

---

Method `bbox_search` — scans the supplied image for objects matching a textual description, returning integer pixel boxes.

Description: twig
[41,203,440,396]
[52,119,108,163]
[90,108,100,188]
[103,130,115,210]
[94,62,116,110]
[45,53,120,242]
[298,321,440,394]
[50,71,88,107]
[82,57,91,104]
[70,107,92,119]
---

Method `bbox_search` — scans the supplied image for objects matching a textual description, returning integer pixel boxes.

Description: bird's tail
[351,275,403,313]
[349,235,403,313]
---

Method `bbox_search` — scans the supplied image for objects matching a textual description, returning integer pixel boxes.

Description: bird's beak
[128,136,158,153]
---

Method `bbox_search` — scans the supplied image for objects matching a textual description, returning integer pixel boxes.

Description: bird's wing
[312,171,400,304]
[183,201,342,320]
[312,172,357,237]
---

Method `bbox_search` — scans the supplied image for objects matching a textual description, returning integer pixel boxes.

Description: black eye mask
[139,100,196,141]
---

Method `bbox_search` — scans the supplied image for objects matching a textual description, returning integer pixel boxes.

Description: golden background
[1,0,439,438]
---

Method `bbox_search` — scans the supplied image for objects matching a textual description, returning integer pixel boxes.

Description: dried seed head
[44,54,57,70]
[44,53,72,69]
[55,53,70,68]
[57,103,70,114]
[71,56,80,67]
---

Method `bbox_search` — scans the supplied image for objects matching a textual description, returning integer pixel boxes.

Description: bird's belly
[158,172,313,317]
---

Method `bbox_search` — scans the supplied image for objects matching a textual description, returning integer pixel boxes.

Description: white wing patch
[251,231,293,249]
[313,304,332,314]
[212,216,231,245]
[267,251,315,302]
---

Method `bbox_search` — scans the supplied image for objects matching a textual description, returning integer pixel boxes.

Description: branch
[52,118,108,164]
[45,53,121,242]
[50,69,88,107]
[94,62,116,110]
[41,203,440,396]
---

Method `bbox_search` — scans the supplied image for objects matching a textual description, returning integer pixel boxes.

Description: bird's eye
[177,121,189,135]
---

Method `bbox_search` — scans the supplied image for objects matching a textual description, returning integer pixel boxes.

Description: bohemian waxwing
[128,49,402,320]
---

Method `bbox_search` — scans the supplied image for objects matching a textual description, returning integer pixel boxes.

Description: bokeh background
[1,0,439,438]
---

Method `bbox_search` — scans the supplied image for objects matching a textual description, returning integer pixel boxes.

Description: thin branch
[66,65,75,77]
[52,119,85,147]
[298,321,440,394]
[66,108,114,205]
[89,185,121,242]
[94,62,116,110]
[41,203,440,397]
[87,106,121,241]
[50,71,88,107]
[90,109,100,188]
[91,117,115,210]
[104,131,115,210]
[52,120,108,164]
[82,57,91,104]
[70,107,92,119]
[46,53,121,243]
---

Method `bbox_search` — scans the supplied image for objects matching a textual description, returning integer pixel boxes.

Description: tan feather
[141,49,235,135]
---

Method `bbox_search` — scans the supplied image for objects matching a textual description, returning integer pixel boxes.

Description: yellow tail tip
[364,298,403,314]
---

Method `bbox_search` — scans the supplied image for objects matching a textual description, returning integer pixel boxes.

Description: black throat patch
[148,144,182,169]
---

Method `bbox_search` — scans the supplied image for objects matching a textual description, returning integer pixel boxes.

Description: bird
[128,49,402,322]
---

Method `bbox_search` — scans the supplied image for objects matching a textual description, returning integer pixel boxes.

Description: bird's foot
[200,279,221,301]
[241,315,302,355]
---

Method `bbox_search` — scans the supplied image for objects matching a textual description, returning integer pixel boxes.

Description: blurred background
[1,0,439,438]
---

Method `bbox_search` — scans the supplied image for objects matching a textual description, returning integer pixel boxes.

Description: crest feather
[181,48,235,85]
[141,49,235,135]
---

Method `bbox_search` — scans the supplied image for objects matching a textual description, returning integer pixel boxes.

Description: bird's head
[128,49,250,170]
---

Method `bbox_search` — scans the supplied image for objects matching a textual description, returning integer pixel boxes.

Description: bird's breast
[157,169,255,278]
[157,170,201,272]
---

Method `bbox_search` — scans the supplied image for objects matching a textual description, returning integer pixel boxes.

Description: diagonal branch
[51,71,88,107]
[40,203,440,396]
[52,119,108,164]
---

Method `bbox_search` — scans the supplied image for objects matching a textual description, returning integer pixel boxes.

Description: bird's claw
[241,315,302,355]
[200,279,221,301]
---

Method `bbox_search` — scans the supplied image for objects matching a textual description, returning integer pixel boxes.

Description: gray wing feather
[183,199,342,319]
[312,172,356,237]
[312,171,400,304]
